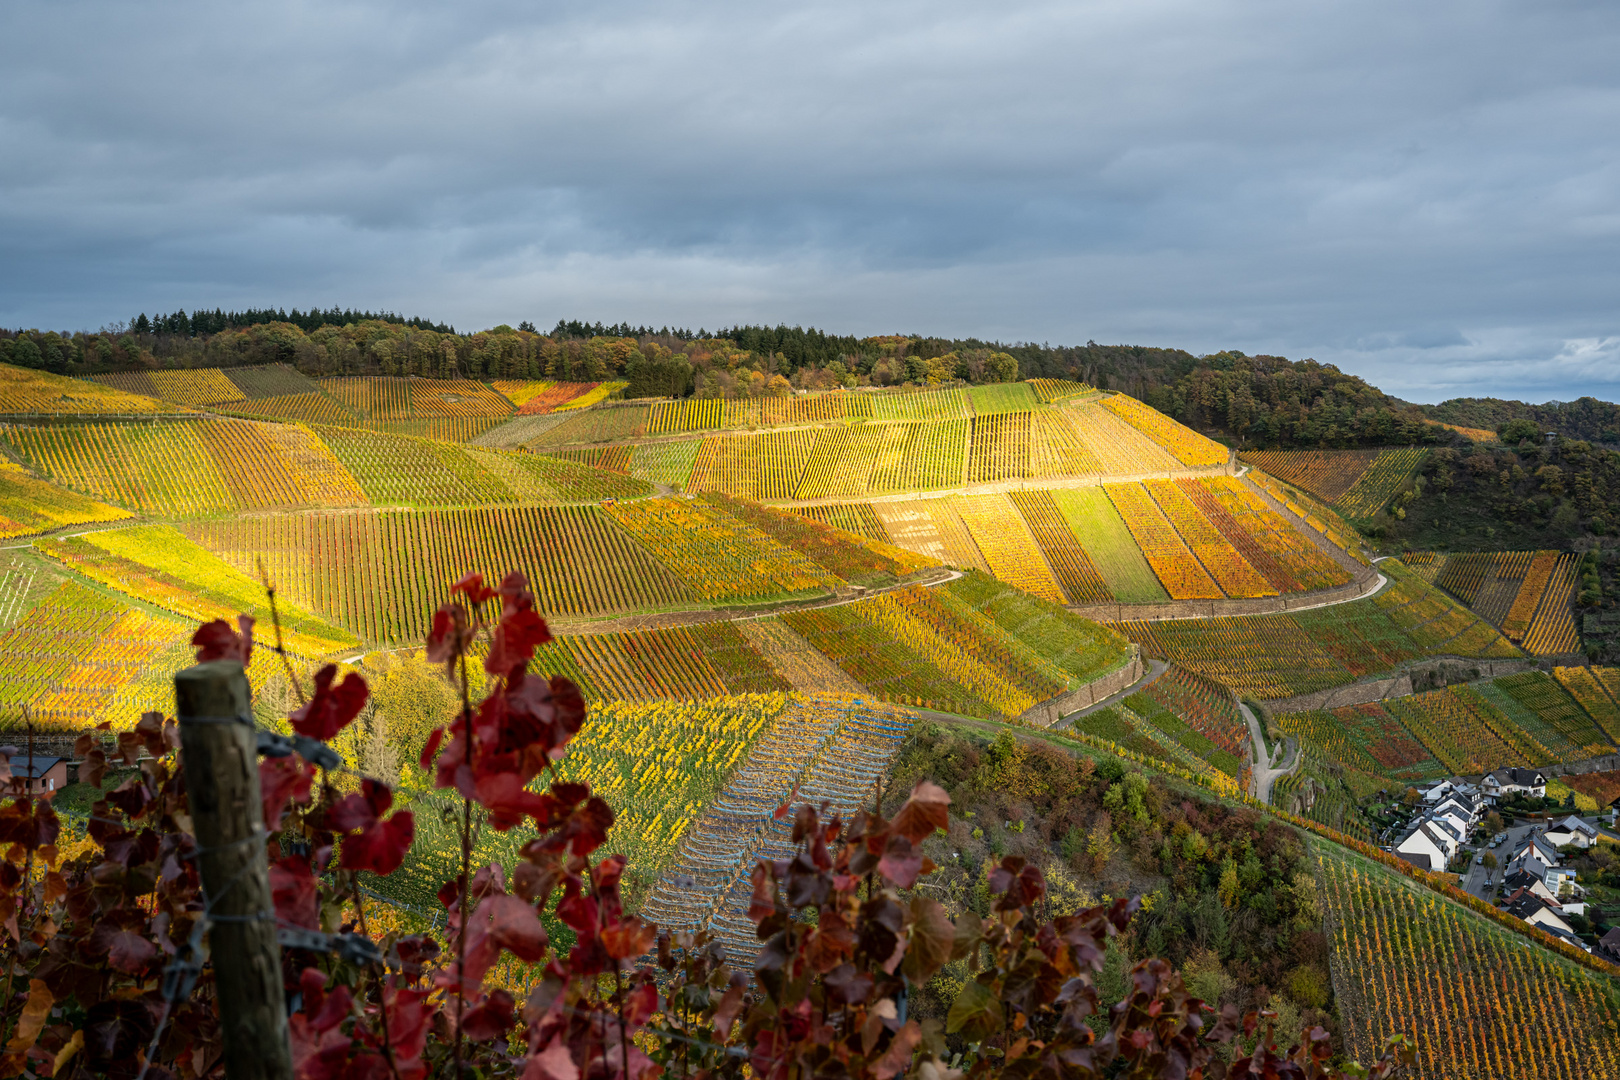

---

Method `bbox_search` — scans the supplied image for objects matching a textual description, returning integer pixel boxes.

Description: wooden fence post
[175,659,293,1080]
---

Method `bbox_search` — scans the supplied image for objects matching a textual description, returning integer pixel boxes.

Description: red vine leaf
[271,857,319,930]
[260,755,316,831]
[890,780,950,843]
[192,615,254,666]
[289,665,369,741]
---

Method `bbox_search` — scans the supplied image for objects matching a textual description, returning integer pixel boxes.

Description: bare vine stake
[257,559,307,707]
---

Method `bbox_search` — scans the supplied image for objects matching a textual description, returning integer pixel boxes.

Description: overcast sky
[3,0,1617,403]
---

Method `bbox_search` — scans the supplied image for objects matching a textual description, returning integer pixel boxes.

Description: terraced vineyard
[4,354,1613,1076]
[0,461,130,538]
[1246,468,1372,563]
[605,497,841,604]
[1281,669,1615,786]
[1123,562,1518,698]
[0,581,187,731]
[36,524,356,656]
[640,696,911,960]
[1318,844,1620,1079]
[1419,549,1582,656]
[1126,665,1248,775]
[1099,393,1229,467]
[1243,446,1428,519]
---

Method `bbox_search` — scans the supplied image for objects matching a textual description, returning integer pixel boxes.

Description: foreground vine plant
[0,569,1413,1079]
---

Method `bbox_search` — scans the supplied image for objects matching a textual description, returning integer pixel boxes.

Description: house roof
[1488,767,1546,787]
[1549,815,1598,837]
[1600,927,1620,948]
[1505,891,1563,923]
[1,755,62,781]
[1395,850,1433,871]
[1427,819,1462,842]
[1506,856,1550,883]
[1502,869,1534,887]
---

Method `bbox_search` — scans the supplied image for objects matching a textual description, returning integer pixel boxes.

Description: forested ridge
[0,314,1455,448]
[1,312,1612,453]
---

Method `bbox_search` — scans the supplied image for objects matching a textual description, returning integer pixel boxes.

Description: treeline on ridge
[0,312,1605,456]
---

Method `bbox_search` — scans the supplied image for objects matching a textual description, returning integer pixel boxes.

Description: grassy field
[1051,488,1168,602]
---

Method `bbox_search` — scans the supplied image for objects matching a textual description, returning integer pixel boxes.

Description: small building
[1502,865,1556,897]
[1394,818,1461,870]
[1598,927,1620,965]
[1482,768,1546,803]
[1544,815,1600,850]
[0,749,67,795]
[1504,889,1578,939]
[1508,833,1561,872]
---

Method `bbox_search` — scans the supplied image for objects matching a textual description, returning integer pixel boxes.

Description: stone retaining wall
[1258,657,1540,715]
[1545,754,1620,778]
[1070,563,1381,624]
[1017,651,1145,728]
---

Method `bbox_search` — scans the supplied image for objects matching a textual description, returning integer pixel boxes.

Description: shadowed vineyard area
[0,338,1614,1078]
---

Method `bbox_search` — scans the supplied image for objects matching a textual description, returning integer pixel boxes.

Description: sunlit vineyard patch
[1006,489,1113,604]
[606,496,841,604]
[954,494,1066,604]
[965,382,1037,416]
[698,492,932,585]
[1105,482,1222,599]
[1144,478,1274,598]
[1058,401,1182,474]
[185,506,695,642]
[1140,665,1249,765]
[0,582,176,730]
[93,367,245,407]
[1552,665,1620,741]
[791,502,891,543]
[1245,469,1369,564]
[1099,393,1229,467]
[1123,564,1517,698]
[0,363,181,414]
[511,381,602,415]
[867,386,967,422]
[1027,378,1096,404]
[780,584,1085,720]
[37,523,356,656]
[1181,477,1350,593]
[942,571,1133,685]
[2,417,378,513]
[0,461,131,538]
[1049,488,1166,602]
[540,623,789,703]
[734,617,866,694]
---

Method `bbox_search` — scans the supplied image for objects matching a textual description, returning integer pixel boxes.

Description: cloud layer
[2,0,1618,402]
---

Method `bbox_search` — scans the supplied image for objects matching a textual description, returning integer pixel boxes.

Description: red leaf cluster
[331,779,415,877]
[289,665,369,741]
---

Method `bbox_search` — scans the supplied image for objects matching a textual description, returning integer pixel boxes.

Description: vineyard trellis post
[175,659,293,1080]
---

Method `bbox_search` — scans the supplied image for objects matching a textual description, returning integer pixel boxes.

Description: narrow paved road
[1244,702,1299,803]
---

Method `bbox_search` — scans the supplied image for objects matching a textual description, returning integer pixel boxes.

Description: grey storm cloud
[2,0,1618,403]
